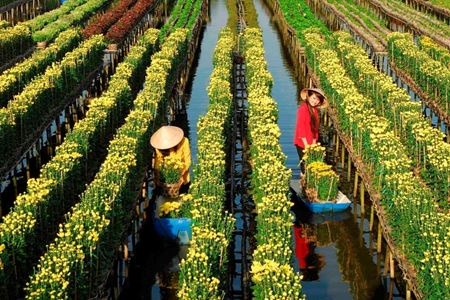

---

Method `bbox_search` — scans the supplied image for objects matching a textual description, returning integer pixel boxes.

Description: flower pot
[36,41,47,49]
[159,178,183,198]
[108,43,118,51]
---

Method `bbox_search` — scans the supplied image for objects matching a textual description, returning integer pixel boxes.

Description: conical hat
[300,88,326,102]
[150,126,184,150]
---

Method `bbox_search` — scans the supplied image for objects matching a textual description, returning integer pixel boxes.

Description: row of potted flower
[303,28,449,299]
[159,0,203,42]
[418,35,450,69]
[0,24,32,66]
[0,34,106,166]
[334,31,450,207]
[23,28,189,299]
[24,0,89,33]
[82,0,137,39]
[31,0,110,43]
[105,0,158,45]
[177,27,235,299]
[387,32,449,117]
[243,27,305,299]
[0,28,82,107]
[0,28,159,299]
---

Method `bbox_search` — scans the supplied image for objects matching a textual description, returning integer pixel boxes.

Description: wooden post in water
[369,204,375,231]
[406,284,411,300]
[335,137,340,160]
[347,154,351,182]
[341,144,345,172]
[389,249,395,278]
[353,172,359,198]
[360,181,365,214]
[377,221,382,253]
[384,250,390,277]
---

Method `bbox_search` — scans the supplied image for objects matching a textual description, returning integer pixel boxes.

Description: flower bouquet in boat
[299,144,351,213]
[157,156,184,198]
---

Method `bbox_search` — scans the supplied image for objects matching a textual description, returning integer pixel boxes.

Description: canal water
[119,1,229,299]
[252,0,403,299]
[120,0,405,299]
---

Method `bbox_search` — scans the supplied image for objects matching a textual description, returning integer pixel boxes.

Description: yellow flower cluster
[388,32,449,117]
[251,260,305,300]
[25,29,188,299]
[0,29,161,293]
[336,31,450,204]
[0,28,82,106]
[243,27,305,298]
[303,28,450,298]
[417,36,450,69]
[159,201,182,218]
[178,28,235,299]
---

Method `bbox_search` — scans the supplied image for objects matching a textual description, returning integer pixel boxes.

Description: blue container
[303,200,351,213]
[154,217,192,243]
[60,0,67,4]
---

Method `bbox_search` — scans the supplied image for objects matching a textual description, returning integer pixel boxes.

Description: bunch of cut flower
[303,144,339,202]
[158,156,183,184]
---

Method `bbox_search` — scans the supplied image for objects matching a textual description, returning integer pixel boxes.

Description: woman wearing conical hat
[150,126,191,189]
[294,88,326,167]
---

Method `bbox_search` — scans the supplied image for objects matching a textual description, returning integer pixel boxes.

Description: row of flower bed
[302,28,449,299]
[388,32,449,117]
[0,28,82,107]
[0,34,106,166]
[418,35,450,68]
[334,31,450,207]
[30,0,109,43]
[243,27,305,299]
[0,24,32,66]
[104,0,158,44]
[82,0,137,39]
[178,27,235,299]
[23,28,189,299]
[0,28,159,299]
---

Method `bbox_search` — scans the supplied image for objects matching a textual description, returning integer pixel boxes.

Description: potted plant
[154,194,192,243]
[157,156,184,198]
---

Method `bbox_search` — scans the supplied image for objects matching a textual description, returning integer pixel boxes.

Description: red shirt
[294,102,319,148]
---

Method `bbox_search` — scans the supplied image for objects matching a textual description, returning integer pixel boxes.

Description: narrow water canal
[252,0,403,299]
[119,1,228,299]
[120,0,405,298]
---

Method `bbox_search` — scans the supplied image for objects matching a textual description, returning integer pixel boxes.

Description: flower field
[1,0,450,298]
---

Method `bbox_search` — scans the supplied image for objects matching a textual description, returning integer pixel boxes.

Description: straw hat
[150,126,184,150]
[300,88,326,103]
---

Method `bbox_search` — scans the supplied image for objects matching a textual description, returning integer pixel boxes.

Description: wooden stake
[406,284,411,300]
[353,172,359,198]
[341,144,345,171]
[347,154,351,182]
[377,221,382,253]
[335,137,340,158]
[360,181,365,215]
[369,204,375,231]
[384,250,390,277]
[390,249,395,278]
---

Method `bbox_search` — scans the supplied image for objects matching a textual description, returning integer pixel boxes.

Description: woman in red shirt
[294,88,325,166]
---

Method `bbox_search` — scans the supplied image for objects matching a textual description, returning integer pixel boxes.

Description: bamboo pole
[369,203,375,231]
[360,181,365,214]
[353,171,359,198]
[347,154,351,181]
[390,249,395,278]
[341,144,345,171]
[377,221,382,253]
[384,249,390,277]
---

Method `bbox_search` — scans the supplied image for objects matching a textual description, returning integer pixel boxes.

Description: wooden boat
[290,178,351,213]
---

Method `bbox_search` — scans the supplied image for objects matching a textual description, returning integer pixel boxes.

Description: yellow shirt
[155,137,191,184]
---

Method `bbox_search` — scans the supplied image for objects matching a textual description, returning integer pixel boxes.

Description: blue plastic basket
[154,217,192,243]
